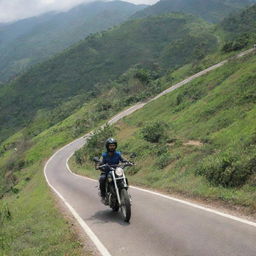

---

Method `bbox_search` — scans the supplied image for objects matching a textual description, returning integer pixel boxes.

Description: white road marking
[130,186,256,228]
[65,157,256,228]
[44,145,112,256]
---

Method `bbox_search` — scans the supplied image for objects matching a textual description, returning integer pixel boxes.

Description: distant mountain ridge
[1,1,256,142]
[0,1,146,83]
[132,0,256,23]
[0,13,217,142]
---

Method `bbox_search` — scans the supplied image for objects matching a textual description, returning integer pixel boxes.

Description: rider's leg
[99,173,107,197]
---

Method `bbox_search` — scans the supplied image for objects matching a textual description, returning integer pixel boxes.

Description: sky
[0,0,159,23]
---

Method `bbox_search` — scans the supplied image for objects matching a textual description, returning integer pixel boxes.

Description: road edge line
[44,145,112,256]
[130,186,256,228]
[66,154,256,228]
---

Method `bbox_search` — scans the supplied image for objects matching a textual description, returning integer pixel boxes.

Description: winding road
[44,49,256,256]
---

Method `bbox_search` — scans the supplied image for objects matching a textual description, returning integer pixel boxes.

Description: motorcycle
[93,157,134,222]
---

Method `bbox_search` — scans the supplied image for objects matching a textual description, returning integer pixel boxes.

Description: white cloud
[0,0,159,23]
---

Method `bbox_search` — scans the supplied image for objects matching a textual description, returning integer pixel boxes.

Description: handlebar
[96,161,134,170]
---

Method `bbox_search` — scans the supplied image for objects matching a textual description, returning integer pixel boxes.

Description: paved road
[45,135,256,256]
[45,49,256,256]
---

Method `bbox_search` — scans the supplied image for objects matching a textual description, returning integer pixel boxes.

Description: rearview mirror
[93,157,100,163]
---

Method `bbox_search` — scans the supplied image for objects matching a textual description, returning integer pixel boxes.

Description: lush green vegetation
[75,125,115,164]
[0,1,145,83]
[132,0,256,23]
[3,44,250,253]
[0,13,218,143]
[73,52,256,213]
[0,171,89,256]
[220,4,256,52]
[0,131,87,254]
[0,64,190,198]
[0,63,177,253]
[1,2,256,253]
[0,95,111,254]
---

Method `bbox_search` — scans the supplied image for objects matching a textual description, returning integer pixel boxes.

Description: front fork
[112,172,128,206]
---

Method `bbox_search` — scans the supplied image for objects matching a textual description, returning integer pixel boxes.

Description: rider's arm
[118,152,128,163]
[96,153,107,170]
[100,153,107,165]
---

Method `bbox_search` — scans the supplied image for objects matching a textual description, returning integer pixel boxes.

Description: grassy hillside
[73,51,256,213]
[132,0,256,23]
[0,3,256,253]
[1,45,245,253]
[0,102,101,254]
[0,65,171,253]
[1,48,255,255]
[0,13,218,143]
[0,1,146,83]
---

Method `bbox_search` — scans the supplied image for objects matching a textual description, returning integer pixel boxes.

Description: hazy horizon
[0,0,159,23]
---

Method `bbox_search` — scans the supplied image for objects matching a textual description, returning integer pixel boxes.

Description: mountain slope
[1,51,256,256]
[217,4,256,52]
[1,3,256,254]
[220,3,256,39]
[0,1,146,83]
[132,0,256,23]
[73,50,256,211]
[0,13,218,142]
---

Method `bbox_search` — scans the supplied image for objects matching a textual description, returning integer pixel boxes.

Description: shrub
[151,144,169,156]
[155,150,180,169]
[141,121,169,143]
[126,166,140,176]
[196,152,255,187]
[222,34,249,53]
[0,202,12,226]
[74,124,115,164]
[155,152,173,169]
[74,150,84,165]
[0,202,12,250]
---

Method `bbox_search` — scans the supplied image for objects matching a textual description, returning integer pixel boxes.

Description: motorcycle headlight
[115,167,124,177]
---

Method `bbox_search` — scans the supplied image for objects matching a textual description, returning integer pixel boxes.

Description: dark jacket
[101,151,125,166]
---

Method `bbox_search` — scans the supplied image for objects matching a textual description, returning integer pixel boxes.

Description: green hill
[132,0,256,23]
[74,50,256,212]
[1,5,256,253]
[1,49,256,255]
[0,13,218,143]
[220,4,256,52]
[0,1,146,83]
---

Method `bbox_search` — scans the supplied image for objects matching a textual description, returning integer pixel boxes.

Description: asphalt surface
[45,135,256,256]
[44,48,256,256]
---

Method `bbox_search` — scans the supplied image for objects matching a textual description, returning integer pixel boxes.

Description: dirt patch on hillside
[183,140,203,146]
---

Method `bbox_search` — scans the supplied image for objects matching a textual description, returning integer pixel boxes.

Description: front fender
[118,179,128,189]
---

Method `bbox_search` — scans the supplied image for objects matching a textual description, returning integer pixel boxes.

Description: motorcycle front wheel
[120,188,131,222]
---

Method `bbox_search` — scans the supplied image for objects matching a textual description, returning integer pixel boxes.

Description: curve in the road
[44,48,256,256]
[44,140,112,256]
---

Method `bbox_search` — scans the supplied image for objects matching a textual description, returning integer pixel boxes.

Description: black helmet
[105,138,117,152]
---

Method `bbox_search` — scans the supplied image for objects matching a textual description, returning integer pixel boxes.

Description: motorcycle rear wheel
[120,188,131,222]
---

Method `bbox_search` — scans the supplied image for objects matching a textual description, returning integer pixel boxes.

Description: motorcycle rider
[97,138,127,202]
